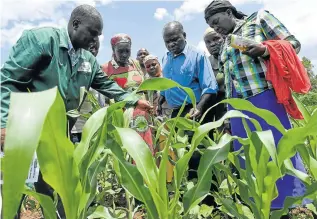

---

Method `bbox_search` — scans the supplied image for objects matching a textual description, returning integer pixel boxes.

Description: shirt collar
[60,28,84,67]
[232,18,247,34]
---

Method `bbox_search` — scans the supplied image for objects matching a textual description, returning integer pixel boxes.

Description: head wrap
[143,54,161,77]
[110,33,131,48]
[204,0,246,23]
[203,27,217,38]
[143,54,158,65]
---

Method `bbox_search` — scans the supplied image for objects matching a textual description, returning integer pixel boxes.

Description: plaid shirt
[219,10,300,99]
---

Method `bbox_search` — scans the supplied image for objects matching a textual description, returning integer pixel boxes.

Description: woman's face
[113,42,131,65]
[206,10,236,35]
[204,31,224,56]
[145,59,160,77]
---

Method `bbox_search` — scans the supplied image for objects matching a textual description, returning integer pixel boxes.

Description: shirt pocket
[178,65,194,86]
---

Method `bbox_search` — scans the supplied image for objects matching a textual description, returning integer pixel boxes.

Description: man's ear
[183,31,187,39]
[72,19,81,30]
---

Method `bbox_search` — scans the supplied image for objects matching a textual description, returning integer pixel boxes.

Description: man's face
[206,10,235,35]
[145,59,160,77]
[204,32,224,56]
[163,28,186,55]
[136,49,149,66]
[88,39,100,57]
[72,18,102,50]
[113,42,131,65]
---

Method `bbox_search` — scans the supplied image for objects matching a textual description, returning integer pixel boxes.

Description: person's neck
[115,59,129,67]
[213,54,219,59]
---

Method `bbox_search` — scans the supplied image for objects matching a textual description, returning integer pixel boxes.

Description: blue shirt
[161,43,218,108]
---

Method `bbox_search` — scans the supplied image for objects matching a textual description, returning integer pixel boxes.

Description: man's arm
[1,30,46,129]
[197,53,218,108]
[190,54,218,118]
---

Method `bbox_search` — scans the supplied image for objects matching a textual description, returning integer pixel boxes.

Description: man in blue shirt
[158,21,218,120]
[158,21,219,206]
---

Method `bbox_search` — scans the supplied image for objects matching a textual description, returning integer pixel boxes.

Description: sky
[1,0,317,72]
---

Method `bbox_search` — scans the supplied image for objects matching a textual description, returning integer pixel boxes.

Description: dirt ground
[20,210,42,219]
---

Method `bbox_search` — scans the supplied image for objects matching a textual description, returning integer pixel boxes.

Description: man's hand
[156,104,163,116]
[189,107,202,120]
[242,44,267,58]
[1,128,6,151]
[136,99,153,112]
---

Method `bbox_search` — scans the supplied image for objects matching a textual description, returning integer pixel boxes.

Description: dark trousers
[70,132,82,144]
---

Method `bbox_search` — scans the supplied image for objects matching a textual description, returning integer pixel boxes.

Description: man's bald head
[69,4,103,26]
[163,21,184,35]
[68,4,103,50]
[162,21,186,55]
[136,48,150,67]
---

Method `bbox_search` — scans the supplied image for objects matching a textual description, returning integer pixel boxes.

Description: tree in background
[296,57,317,107]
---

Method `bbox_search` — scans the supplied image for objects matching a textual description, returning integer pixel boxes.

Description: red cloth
[263,40,311,120]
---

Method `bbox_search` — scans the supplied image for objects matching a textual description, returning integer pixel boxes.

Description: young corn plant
[208,98,317,219]
[1,87,133,219]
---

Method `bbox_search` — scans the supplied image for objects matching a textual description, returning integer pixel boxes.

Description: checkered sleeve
[259,10,301,53]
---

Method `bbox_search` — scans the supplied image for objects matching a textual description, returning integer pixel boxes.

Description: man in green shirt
[0,4,151,218]
[0,4,151,146]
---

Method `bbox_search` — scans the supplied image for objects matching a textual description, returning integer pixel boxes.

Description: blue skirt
[229,88,307,209]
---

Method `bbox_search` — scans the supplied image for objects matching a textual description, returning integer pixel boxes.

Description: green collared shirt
[1,27,138,128]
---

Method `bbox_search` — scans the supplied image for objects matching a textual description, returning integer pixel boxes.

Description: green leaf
[107,138,159,219]
[199,204,214,217]
[115,127,158,190]
[241,205,255,219]
[85,90,102,113]
[293,93,311,123]
[73,107,108,165]
[24,189,56,219]
[261,161,280,218]
[2,87,68,219]
[183,134,232,214]
[248,131,278,201]
[219,98,287,135]
[283,159,311,185]
[160,100,189,218]
[216,196,248,219]
[137,77,197,109]
[35,90,82,219]
[309,156,317,179]
[306,203,317,215]
[77,102,126,179]
[277,110,317,164]
[175,110,260,190]
[87,206,115,219]
[78,152,110,218]
[271,182,317,218]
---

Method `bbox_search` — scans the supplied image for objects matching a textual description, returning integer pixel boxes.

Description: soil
[20,210,42,219]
